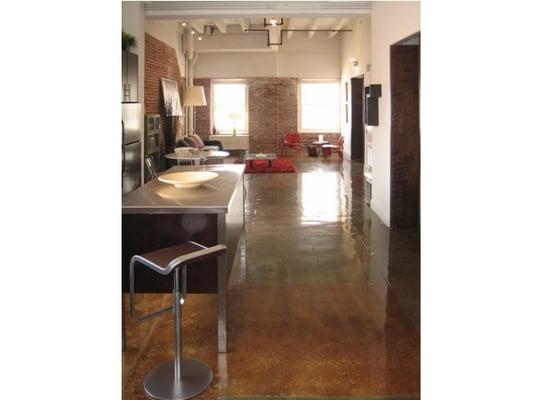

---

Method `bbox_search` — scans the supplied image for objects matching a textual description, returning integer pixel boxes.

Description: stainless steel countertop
[122,164,245,214]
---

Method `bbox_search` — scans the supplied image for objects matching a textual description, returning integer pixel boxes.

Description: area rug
[244,158,296,173]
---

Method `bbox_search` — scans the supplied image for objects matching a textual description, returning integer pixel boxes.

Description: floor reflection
[300,172,344,225]
[122,155,420,399]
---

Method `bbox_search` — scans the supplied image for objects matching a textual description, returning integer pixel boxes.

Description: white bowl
[158,171,218,189]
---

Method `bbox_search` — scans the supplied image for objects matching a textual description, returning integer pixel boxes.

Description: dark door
[390,37,420,229]
[350,77,364,161]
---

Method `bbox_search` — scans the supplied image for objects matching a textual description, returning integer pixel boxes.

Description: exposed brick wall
[248,78,280,153]
[274,78,298,152]
[194,77,340,153]
[144,33,185,162]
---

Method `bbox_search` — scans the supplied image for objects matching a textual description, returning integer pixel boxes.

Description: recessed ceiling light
[198,36,202,40]
[181,22,187,26]
[270,18,277,26]
[191,30,195,35]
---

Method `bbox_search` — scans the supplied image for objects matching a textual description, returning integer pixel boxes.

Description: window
[212,81,248,135]
[298,81,340,132]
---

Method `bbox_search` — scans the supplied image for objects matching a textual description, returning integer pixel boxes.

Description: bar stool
[130,241,227,400]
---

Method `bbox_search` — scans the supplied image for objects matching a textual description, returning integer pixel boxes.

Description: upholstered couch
[175,134,224,151]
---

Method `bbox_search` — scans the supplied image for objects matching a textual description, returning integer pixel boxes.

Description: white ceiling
[182,17,356,34]
[144,1,372,19]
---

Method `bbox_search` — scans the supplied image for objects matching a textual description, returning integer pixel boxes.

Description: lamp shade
[183,86,207,106]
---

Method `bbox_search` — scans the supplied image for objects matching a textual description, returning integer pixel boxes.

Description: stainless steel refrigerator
[122,103,142,196]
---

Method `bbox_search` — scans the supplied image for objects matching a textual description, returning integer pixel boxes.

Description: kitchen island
[122,163,245,353]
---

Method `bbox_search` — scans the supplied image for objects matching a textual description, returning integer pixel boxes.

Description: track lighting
[263,18,284,27]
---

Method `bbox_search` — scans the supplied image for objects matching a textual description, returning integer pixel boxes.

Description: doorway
[350,76,365,161]
[390,32,420,229]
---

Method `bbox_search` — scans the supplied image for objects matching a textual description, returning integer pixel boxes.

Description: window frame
[297,79,341,133]
[210,79,249,136]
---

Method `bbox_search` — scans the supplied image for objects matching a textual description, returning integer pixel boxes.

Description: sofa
[175,134,224,151]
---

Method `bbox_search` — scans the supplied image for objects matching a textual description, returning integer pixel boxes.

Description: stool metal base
[144,359,213,400]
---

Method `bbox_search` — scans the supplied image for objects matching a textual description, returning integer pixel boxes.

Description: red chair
[282,133,302,156]
[322,136,344,160]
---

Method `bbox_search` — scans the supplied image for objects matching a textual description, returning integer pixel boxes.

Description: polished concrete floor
[123,155,420,399]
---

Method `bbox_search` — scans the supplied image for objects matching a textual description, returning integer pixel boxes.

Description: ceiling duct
[245,26,352,46]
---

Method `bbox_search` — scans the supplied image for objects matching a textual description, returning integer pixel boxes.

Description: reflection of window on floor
[301,172,342,224]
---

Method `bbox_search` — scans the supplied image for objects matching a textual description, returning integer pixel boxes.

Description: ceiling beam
[238,18,250,32]
[329,17,350,38]
[190,20,205,34]
[214,19,228,34]
[307,18,318,39]
[197,48,278,54]
[144,1,371,19]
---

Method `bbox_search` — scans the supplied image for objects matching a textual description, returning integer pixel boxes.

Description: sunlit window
[299,81,340,132]
[212,82,248,135]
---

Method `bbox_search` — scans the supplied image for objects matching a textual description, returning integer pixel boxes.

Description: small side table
[165,153,204,166]
[311,140,329,156]
[203,150,230,164]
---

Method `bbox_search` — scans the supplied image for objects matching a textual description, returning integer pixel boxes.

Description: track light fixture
[264,18,284,27]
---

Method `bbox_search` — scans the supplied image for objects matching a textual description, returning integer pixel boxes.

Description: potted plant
[122,31,137,53]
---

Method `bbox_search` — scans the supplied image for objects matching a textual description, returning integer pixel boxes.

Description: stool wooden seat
[137,242,206,272]
[129,241,227,400]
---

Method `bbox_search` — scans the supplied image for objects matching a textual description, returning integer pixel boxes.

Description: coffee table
[312,140,329,156]
[245,152,277,168]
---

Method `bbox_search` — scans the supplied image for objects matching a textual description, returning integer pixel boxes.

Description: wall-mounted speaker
[368,84,382,98]
[364,84,382,126]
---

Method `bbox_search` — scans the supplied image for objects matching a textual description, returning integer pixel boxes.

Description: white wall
[194,30,341,78]
[195,52,278,78]
[145,19,186,74]
[340,16,371,160]
[122,1,145,103]
[370,1,420,226]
